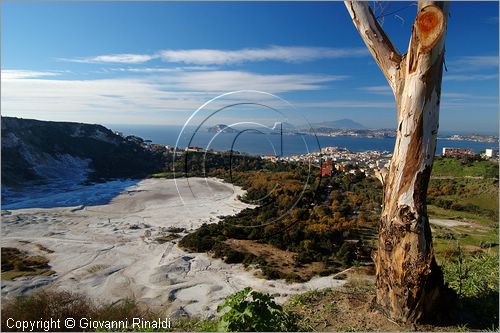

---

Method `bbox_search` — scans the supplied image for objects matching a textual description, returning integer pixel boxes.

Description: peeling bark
[345,0,450,323]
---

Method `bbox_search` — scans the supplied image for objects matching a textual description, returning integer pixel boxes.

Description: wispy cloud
[157,46,368,65]
[58,53,156,64]
[1,75,207,124]
[108,66,217,73]
[294,92,499,111]
[451,55,499,69]
[359,85,392,95]
[443,73,498,82]
[442,101,499,110]
[157,71,345,92]
[58,46,369,65]
[294,100,394,109]
[442,92,499,100]
[1,69,345,124]
[442,92,473,99]
[485,16,499,24]
[446,55,499,77]
[441,92,498,110]
[2,70,62,79]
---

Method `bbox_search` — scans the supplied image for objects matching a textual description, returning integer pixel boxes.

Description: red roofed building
[321,161,334,177]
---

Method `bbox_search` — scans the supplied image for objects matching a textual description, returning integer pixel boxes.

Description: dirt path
[429,218,476,228]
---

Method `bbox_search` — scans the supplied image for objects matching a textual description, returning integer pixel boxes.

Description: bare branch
[344,1,402,93]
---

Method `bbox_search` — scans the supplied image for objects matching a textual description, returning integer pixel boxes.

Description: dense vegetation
[179,153,382,280]
[179,155,498,285]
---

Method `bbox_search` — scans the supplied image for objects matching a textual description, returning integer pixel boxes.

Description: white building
[485,148,499,158]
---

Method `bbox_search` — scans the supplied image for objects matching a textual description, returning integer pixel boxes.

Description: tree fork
[345,1,451,323]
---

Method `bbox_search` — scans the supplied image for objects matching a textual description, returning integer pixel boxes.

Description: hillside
[1,117,164,187]
[178,156,498,330]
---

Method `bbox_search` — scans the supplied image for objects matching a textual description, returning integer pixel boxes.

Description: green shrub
[1,290,95,332]
[216,287,300,332]
[211,243,246,264]
[442,248,499,329]
[336,242,357,266]
[443,251,499,298]
[1,290,159,332]
[178,223,224,252]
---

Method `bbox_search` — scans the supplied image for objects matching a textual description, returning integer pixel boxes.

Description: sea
[108,124,497,157]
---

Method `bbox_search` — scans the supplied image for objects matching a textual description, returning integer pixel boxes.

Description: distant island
[302,118,389,138]
[207,124,238,133]
[309,118,366,130]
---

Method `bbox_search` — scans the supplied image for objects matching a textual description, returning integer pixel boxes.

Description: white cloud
[158,71,345,92]
[1,69,345,124]
[296,95,499,111]
[442,92,472,99]
[59,46,368,66]
[441,101,499,110]
[59,53,156,64]
[1,70,62,79]
[443,73,498,82]
[158,46,368,65]
[108,66,217,73]
[294,100,394,109]
[451,55,499,69]
[359,85,393,95]
[442,92,498,100]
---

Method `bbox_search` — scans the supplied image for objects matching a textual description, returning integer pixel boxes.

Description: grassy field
[432,157,499,178]
[426,157,498,259]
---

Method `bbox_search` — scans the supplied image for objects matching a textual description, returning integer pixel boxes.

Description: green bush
[442,248,499,329]
[216,288,301,332]
[1,290,169,332]
[443,251,498,298]
[178,223,224,252]
[336,242,357,266]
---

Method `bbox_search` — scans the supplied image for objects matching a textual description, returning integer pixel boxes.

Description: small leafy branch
[216,287,300,332]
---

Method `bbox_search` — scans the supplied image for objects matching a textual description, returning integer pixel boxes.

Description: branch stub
[415,5,446,53]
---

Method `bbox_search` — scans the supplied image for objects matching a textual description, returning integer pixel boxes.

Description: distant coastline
[438,134,498,144]
[108,124,498,157]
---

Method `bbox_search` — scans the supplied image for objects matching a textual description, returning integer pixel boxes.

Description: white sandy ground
[429,218,476,228]
[1,178,345,318]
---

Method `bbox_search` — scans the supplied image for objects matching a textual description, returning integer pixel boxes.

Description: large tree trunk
[345,1,450,323]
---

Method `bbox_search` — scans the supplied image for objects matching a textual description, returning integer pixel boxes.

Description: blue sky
[1,1,498,134]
